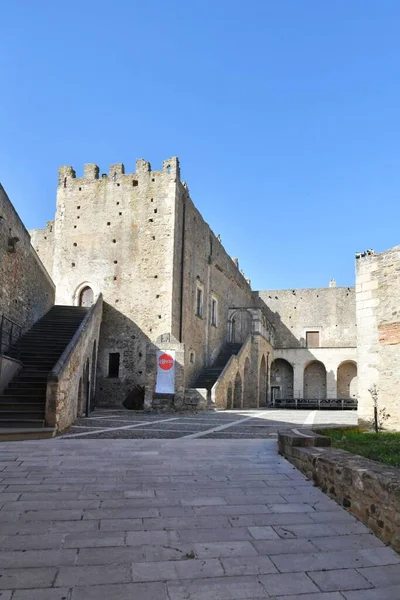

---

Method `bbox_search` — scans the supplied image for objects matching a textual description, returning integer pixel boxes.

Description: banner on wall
[155,351,175,394]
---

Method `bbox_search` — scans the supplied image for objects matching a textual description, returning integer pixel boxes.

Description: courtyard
[0,409,399,599]
[60,408,358,439]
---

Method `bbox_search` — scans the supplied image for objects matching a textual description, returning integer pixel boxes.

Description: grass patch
[315,427,400,467]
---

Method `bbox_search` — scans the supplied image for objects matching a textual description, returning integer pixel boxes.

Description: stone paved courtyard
[60,408,358,439]
[0,410,399,598]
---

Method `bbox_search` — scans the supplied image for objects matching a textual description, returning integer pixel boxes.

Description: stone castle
[0,156,399,433]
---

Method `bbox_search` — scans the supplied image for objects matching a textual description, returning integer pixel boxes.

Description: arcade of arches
[269,358,358,401]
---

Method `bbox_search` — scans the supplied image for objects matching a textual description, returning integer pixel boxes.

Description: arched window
[337,361,358,399]
[304,361,327,399]
[79,286,94,307]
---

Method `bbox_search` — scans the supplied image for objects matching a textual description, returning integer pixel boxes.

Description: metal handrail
[0,315,22,359]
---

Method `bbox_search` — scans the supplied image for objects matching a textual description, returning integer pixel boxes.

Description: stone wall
[0,184,55,335]
[356,246,400,429]
[174,185,257,387]
[257,287,356,348]
[30,221,55,277]
[46,295,102,431]
[278,429,400,552]
[212,333,273,409]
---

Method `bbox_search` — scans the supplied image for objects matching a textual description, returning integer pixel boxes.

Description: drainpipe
[266,351,270,406]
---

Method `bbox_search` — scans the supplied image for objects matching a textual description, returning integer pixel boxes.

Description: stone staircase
[194,343,242,389]
[0,305,88,440]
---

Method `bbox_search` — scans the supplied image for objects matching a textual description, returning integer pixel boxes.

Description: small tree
[368,384,391,432]
[368,385,379,433]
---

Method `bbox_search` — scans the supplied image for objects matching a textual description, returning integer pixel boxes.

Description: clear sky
[1,1,399,290]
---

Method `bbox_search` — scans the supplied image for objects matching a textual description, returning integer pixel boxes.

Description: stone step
[0,427,56,440]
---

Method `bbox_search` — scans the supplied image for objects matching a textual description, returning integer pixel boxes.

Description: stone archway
[259,355,267,407]
[304,361,327,399]
[79,286,94,307]
[337,361,358,399]
[270,359,294,400]
[243,357,252,408]
[233,372,242,409]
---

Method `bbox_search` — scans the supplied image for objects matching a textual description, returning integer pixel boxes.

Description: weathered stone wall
[212,334,274,409]
[0,184,55,335]
[46,295,102,431]
[257,287,356,348]
[356,246,400,429]
[278,429,400,552]
[34,159,179,407]
[30,221,55,277]
[174,185,257,387]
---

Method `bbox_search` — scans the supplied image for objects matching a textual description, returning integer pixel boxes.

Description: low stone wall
[278,428,400,552]
[45,295,103,432]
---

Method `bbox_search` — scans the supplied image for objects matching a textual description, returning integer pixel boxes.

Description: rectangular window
[196,286,203,317]
[211,297,218,326]
[306,331,320,348]
[108,353,120,378]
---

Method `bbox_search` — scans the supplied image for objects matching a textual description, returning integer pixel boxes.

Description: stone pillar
[293,363,304,398]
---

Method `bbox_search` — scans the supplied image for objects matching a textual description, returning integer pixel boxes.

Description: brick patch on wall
[379,322,400,345]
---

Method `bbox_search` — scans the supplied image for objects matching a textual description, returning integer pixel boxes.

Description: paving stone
[229,513,314,527]
[267,503,314,513]
[177,527,252,543]
[308,568,373,591]
[23,509,83,521]
[48,520,100,533]
[278,594,344,600]
[193,541,258,558]
[142,515,231,531]
[343,586,400,600]
[259,572,319,595]
[167,575,267,599]
[253,538,317,555]
[248,526,286,540]
[56,563,131,586]
[272,524,337,539]
[126,530,180,546]
[131,558,224,581]
[71,582,167,599]
[0,567,57,589]
[221,555,278,575]
[271,547,400,573]
[64,531,125,548]
[12,589,71,600]
[0,533,65,551]
[312,534,384,551]
[83,507,159,519]
[181,497,228,506]
[99,518,143,531]
[357,563,400,586]
[0,549,77,568]
[0,593,12,600]
[77,545,145,565]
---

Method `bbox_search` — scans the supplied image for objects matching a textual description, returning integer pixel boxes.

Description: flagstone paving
[0,410,399,598]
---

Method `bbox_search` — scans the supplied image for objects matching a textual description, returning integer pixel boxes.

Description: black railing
[0,315,22,359]
[270,397,357,410]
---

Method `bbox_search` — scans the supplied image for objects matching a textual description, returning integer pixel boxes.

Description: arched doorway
[337,361,358,398]
[79,286,94,307]
[227,382,233,409]
[259,355,267,407]
[304,361,327,399]
[270,359,294,401]
[228,309,253,343]
[233,372,242,409]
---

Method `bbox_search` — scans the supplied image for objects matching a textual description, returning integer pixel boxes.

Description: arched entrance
[259,355,267,407]
[304,361,327,399]
[233,372,242,409]
[227,382,233,409]
[270,359,294,401]
[337,361,358,399]
[228,309,253,343]
[79,286,94,307]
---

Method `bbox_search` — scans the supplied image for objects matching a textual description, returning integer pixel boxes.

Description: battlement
[58,157,180,187]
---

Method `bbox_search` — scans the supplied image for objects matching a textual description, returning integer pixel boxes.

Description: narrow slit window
[108,353,120,378]
[196,286,204,317]
[211,297,218,326]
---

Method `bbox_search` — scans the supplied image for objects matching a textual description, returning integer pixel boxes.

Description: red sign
[158,353,174,371]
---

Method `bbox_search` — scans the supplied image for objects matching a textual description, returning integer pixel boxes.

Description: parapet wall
[0,184,55,334]
[356,246,400,429]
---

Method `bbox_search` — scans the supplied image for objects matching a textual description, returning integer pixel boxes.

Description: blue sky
[1,1,399,290]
